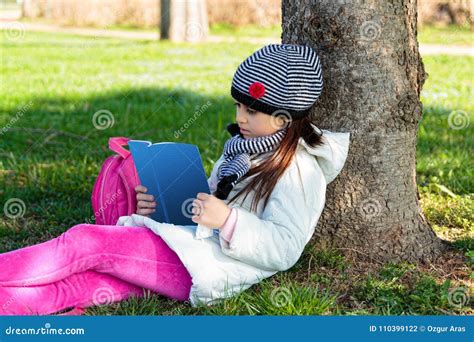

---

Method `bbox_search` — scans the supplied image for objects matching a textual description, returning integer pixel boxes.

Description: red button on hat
[248,82,265,99]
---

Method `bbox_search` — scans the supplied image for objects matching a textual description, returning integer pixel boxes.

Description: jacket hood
[298,124,351,184]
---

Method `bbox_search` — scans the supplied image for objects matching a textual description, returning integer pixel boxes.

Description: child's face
[234,100,286,139]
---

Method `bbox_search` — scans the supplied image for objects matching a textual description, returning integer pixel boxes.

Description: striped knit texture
[217,128,288,187]
[231,44,323,119]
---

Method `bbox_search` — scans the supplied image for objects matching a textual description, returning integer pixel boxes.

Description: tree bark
[160,0,209,42]
[281,0,448,263]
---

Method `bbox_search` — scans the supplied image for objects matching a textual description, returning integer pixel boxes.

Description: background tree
[160,0,209,42]
[281,0,448,263]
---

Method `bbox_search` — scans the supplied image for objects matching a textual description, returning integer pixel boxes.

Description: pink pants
[0,223,193,315]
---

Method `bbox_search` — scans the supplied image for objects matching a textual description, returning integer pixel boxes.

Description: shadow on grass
[1,86,234,159]
[0,86,234,250]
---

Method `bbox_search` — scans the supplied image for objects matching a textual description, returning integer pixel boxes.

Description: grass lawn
[0,30,472,315]
[417,24,473,45]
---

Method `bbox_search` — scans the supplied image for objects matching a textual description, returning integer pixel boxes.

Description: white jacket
[117,126,350,307]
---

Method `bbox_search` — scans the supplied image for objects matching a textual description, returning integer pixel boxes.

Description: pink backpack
[91,137,139,225]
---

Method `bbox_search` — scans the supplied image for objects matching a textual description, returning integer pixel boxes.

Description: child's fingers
[135,185,147,193]
[136,193,155,202]
[137,208,155,216]
[138,200,157,209]
[192,199,204,215]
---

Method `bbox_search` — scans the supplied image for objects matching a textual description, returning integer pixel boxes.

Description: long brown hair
[225,115,325,213]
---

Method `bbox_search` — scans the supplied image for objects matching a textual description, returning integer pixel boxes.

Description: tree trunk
[281,0,448,263]
[160,0,209,42]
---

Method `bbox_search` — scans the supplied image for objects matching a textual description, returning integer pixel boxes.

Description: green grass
[418,55,474,196]
[209,23,281,39]
[0,30,472,316]
[417,24,473,45]
[352,262,456,315]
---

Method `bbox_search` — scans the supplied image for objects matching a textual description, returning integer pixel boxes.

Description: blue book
[128,140,210,225]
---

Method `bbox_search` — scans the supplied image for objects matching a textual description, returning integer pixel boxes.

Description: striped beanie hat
[231,43,323,120]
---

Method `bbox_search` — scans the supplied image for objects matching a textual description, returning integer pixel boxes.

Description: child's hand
[135,185,157,217]
[191,193,231,228]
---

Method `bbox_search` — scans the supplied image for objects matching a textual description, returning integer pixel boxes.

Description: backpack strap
[109,137,131,158]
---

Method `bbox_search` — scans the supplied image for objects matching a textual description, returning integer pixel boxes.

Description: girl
[0,44,350,315]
